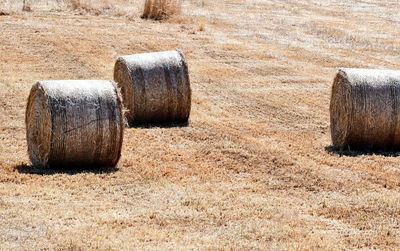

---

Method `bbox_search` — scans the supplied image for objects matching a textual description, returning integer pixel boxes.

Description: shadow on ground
[325,146,400,157]
[15,163,118,175]
[128,120,189,129]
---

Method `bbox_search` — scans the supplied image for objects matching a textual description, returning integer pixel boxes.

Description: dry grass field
[1,0,400,250]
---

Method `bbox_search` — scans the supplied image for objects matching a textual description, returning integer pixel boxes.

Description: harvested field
[0,0,400,250]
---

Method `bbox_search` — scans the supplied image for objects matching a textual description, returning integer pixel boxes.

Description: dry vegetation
[0,0,400,250]
[0,0,138,16]
[141,0,181,20]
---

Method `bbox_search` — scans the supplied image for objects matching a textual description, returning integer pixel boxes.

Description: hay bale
[114,50,191,125]
[330,68,400,150]
[25,80,124,167]
[141,0,181,20]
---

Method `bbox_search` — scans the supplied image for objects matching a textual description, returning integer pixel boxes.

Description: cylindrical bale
[330,68,400,150]
[25,80,124,167]
[114,50,191,125]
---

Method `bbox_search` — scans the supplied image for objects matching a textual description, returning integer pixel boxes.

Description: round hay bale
[114,49,191,125]
[330,68,400,150]
[25,80,124,167]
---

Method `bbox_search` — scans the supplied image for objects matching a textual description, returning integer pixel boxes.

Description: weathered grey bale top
[330,68,400,150]
[25,80,124,167]
[114,50,191,125]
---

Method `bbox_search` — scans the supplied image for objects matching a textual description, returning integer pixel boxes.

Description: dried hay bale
[25,80,124,167]
[141,0,181,20]
[330,68,400,150]
[114,50,191,125]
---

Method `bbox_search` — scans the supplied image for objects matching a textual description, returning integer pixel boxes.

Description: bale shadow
[129,120,189,129]
[15,163,118,175]
[325,145,400,157]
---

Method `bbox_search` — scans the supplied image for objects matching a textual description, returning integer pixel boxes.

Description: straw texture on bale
[330,68,400,150]
[25,80,124,167]
[114,50,191,125]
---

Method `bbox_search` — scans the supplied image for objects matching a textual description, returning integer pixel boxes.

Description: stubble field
[1,0,400,250]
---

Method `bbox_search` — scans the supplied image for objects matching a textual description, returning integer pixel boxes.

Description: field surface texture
[1,0,400,250]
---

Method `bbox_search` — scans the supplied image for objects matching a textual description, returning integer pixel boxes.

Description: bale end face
[114,57,136,125]
[330,70,351,149]
[25,83,52,167]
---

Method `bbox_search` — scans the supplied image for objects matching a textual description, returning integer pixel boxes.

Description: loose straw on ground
[25,80,124,167]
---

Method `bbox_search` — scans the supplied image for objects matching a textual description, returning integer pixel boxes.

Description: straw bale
[114,50,191,125]
[330,68,400,149]
[25,80,124,167]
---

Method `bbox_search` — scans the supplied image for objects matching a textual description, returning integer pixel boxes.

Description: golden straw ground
[1,0,400,249]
